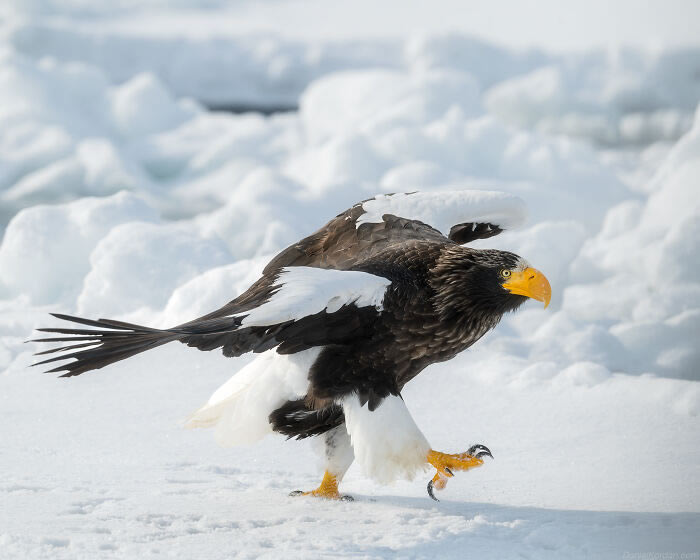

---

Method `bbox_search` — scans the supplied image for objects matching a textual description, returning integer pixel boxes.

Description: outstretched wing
[194,190,526,321]
[178,266,392,355]
[32,267,392,376]
[32,189,524,376]
[264,190,526,272]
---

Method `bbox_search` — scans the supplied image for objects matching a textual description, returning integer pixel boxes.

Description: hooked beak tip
[504,267,552,309]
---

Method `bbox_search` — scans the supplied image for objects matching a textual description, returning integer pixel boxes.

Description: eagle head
[431,247,552,320]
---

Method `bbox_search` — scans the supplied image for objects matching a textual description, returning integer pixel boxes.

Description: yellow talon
[290,471,352,501]
[427,449,486,476]
[308,471,342,499]
[430,470,449,490]
[426,445,493,500]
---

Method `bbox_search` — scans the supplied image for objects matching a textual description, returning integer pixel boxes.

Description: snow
[77,220,231,317]
[484,50,700,146]
[0,192,158,304]
[0,2,699,558]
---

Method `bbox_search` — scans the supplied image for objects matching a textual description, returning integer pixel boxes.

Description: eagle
[32,190,551,501]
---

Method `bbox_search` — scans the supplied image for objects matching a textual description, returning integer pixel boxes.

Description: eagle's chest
[383,301,498,387]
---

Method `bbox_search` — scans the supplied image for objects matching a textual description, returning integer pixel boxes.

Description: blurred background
[0,1,698,558]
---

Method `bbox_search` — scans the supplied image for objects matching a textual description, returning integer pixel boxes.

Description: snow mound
[159,257,268,328]
[8,15,699,149]
[77,221,231,317]
[0,192,157,304]
[562,107,700,379]
[485,49,700,145]
[291,69,629,230]
[300,69,482,143]
[7,20,400,109]
[0,50,199,226]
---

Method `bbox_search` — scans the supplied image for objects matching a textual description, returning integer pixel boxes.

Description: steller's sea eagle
[32,190,551,501]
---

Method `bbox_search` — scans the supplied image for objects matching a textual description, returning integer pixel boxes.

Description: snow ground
[1,3,699,559]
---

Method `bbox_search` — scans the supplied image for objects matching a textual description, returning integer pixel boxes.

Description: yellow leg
[425,444,493,501]
[289,471,353,501]
[427,449,486,476]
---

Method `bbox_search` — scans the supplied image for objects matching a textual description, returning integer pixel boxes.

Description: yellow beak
[503,267,551,308]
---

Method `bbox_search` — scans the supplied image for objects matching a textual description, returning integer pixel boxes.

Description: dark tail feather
[30,313,182,377]
[268,400,345,440]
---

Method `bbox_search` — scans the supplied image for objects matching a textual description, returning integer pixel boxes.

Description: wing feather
[33,267,391,375]
[263,190,526,273]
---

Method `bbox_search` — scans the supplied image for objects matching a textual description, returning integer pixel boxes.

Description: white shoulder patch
[356,190,527,235]
[240,267,391,327]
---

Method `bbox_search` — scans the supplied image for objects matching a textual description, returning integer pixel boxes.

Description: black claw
[289,490,304,497]
[444,466,454,477]
[467,444,493,459]
[340,495,355,502]
[427,480,439,502]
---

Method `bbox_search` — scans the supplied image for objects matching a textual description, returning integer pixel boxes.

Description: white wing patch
[239,267,391,327]
[356,190,527,235]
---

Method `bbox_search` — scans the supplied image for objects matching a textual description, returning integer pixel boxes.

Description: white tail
[184,348,322,446]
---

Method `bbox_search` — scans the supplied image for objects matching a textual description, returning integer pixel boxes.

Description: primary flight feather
[32,190,551,501]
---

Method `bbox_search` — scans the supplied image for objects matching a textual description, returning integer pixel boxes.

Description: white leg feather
[312,424,354,481]
[341,394,430,484]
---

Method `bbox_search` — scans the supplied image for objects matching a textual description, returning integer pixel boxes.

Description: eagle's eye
[500,269,511,279]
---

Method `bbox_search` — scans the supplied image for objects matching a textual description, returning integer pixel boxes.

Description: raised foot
[426,444,493,501]
[289,471,354,501]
